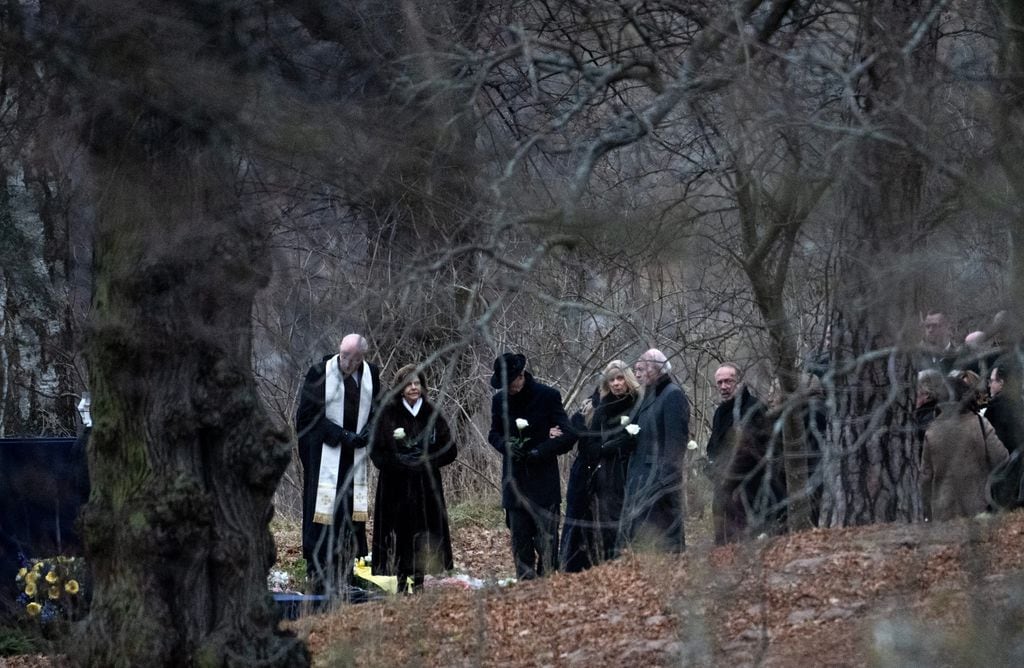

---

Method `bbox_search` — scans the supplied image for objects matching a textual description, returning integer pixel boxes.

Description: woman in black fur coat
[370,365,457,592]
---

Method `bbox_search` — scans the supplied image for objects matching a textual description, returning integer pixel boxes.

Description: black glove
[600,434,629,456]
[397,452,423,469]
[324,424,346,447]
[340,429,368,449]
[396,435,419,453]
[621,431,638,455]
[509,440,527,463]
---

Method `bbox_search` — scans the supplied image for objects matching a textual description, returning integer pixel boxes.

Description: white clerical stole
[313,358,373,524]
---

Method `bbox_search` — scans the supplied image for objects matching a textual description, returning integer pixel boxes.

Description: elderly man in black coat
[705,363,777,545]
[488,353,575,579]
[296,333,381,595]
[620,348,690,553]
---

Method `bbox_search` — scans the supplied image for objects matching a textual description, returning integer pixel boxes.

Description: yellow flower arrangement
[14,555,87,625]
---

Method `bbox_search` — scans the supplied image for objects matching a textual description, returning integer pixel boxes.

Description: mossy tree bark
[996,0,1024,320]
[66,2,308,665]
[821,0,937,526]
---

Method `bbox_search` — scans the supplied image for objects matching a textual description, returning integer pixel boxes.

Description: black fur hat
[490,353,526,389]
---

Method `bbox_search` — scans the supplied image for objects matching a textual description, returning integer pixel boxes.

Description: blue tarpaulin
[1,435,367,619]
[0,435,89,617]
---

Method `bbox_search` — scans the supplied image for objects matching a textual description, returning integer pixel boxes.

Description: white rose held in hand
[620,415,631,426]
[625,424,640,435]
[515,418,529,430]
[393,428,406,440]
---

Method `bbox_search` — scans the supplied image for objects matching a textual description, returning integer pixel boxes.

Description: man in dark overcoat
[705,363,773,544]
[915,310,958,373]
[620,348,689,553]
[987,364,1024,453]
[487,353,575,579]
[296,333,381,595]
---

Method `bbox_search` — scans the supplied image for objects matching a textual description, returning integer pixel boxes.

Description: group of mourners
[293,311,1024,596]
[294,334,692,594]
[913,310,1024,522]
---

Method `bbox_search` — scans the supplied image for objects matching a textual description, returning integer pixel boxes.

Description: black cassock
[370,398,457,579]
[295,356,380,591]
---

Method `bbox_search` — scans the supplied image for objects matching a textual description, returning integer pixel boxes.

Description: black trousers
[507,503,560,579]
[305,518,367,597]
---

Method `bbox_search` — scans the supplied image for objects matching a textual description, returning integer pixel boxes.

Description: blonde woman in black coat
[370,365,457,592]
[561,360,641,572]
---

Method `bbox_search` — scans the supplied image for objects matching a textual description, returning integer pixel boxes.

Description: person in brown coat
[921,370,1008,522]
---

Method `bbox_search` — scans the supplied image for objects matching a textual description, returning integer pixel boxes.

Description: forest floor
[5,508,1024,667]
[287,507,1024,667]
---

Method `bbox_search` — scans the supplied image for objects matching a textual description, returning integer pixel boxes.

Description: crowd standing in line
[914,310,1023,521]
[295,312,1024,594]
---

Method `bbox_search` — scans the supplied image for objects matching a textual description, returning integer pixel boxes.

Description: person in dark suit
[986,364,1024,453]
[916,310,958,373]
[487,353,575,579]
[620,349,690,553]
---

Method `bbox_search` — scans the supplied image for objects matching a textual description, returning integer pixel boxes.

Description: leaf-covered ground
[6,511,1024,666]
[289,512,1024,666]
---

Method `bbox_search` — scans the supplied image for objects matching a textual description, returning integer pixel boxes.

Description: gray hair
[717,362,742,379]
[916,368,947,402]
[641,348,671,374]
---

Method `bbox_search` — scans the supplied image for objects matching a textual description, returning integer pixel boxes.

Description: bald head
[338,333,368,375]
[964,331,987,349]
[635,348,671,386]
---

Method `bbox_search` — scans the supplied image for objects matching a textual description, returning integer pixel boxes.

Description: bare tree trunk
[735,151,829,532]
[0,0,79,435]
[995,0,1024,318]
[821,0,937,526]
[65,2,307,665]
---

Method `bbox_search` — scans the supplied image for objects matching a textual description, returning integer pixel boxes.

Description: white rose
[393,428,406,440]
[687,440,699,450]
[515,418,529,430]
[619,415,631,426]
[625,424,640,436]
